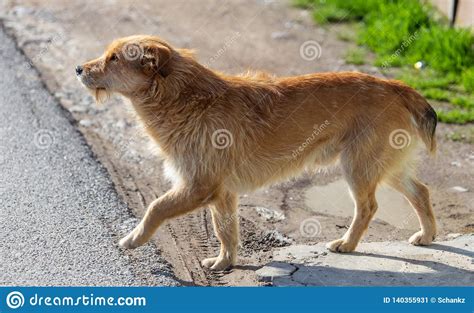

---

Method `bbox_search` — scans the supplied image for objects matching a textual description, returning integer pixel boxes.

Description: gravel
[0,28,178,286]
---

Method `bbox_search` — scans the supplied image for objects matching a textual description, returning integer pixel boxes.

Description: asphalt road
[0,29,177,286]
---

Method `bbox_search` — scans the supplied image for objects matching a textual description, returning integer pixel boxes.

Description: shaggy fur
[77,35,437,271]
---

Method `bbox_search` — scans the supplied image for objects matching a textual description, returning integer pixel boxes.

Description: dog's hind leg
[327,180,378,253]
[119,186,215,249]
[201,191,239,271]
[386,174,436,245]
[327,143,380,253]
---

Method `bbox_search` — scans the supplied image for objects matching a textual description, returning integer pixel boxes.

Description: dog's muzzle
[75,65,83,76]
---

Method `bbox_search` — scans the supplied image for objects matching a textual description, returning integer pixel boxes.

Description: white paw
[326,238,357,253]
[201,257,218,269]
[409,230,434,246]
[201,256,233,271]
[119,231,143,249]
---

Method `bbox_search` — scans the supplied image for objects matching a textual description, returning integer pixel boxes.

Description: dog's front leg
[119,187,211,249]
[201,191,239,271]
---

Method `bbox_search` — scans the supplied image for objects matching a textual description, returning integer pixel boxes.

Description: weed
[422,88,451,102]
[462,68,474,93]
[437,109,474,124]
[345,48,366,65]
[396,69,456,90]
[452,96,474,110]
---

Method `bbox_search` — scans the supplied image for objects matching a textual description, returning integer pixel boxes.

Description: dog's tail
[392,82,438,154]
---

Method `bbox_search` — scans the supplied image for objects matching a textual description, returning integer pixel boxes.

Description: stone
[256,262,297,282]
[449,186,468,193]
[79,119,93,127]
[446,233,463,239]
[255,206,285,221]
[59,98,73,107]
[271,31,291,40]
[69,105,88,113]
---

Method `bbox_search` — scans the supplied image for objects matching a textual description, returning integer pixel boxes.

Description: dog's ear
[141,44,172,78]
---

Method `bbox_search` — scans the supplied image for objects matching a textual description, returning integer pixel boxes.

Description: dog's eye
[110,54,119,62]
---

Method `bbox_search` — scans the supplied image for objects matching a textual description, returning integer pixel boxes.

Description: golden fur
[77,35,437,271]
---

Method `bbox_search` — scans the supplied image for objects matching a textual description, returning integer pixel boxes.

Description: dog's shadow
[425,243,474,259]
[268,243,473,286]
[150,243,473,286]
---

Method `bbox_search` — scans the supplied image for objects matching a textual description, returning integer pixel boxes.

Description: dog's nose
[75,65,83,76]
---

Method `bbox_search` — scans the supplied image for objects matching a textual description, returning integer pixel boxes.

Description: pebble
[70,105,88,113]
[116,120,126,129]
[448,186,468,193]
[271,31,291,40]
[60,98,73,107]
[300,10,310,18]
[79,119,93,127]
[255,206,285,221]
[446,233,463,239]
[11,6,34,17]
[256,262,297,282]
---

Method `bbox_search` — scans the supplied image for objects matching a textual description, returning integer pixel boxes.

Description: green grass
[311,4,350,24]
[421,88,451,102]
[374,54,402,68]
[437,109,474,124]
[404,25,474,73]
[462,68,474,93]
[295,0,474,124]
[344,48,366,65]
[295,0,383,24]
[452,96,474,110]
[359,1,430,55]
[397,70,456,90]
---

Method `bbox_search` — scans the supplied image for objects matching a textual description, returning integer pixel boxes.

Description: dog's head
[76,35,173,102]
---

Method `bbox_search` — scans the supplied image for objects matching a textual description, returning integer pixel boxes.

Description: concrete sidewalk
[256,235,474,286]
[0,29,177,286]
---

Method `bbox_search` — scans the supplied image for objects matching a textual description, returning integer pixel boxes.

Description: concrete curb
[257,235,473,286]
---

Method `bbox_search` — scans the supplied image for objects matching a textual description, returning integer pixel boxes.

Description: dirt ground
[1,0,472,286]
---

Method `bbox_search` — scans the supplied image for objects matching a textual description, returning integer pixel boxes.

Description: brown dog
[77,35,437,271]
